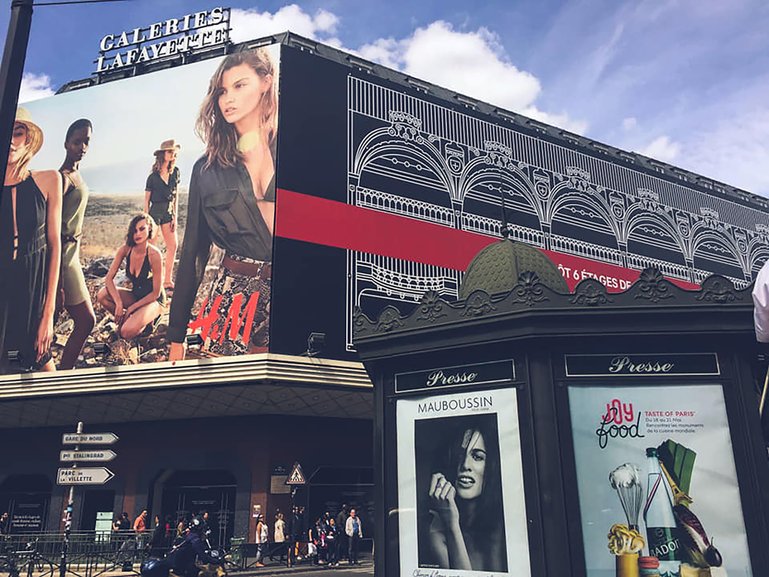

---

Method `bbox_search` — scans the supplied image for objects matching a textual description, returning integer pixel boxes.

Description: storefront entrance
[0,474,50,533]
[160,470,236,547]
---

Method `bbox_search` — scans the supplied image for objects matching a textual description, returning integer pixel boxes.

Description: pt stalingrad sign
[60,450,117,462]
[95,6,231,74]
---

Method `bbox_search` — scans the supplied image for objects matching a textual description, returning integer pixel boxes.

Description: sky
[2,0,769,195]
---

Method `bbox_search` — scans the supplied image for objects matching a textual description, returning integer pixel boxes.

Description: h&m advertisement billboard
[3,37,769,378]
[4,43,280,376]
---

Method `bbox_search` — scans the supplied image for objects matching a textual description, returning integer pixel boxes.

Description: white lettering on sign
[57,468,114,485]
[425,370,478,387]
[95,7,229,74]
[62,432,119,445]
[60,450,117,462]
[608,356,674,374]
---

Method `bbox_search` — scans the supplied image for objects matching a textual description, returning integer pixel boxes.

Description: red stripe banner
[275,189,699,292]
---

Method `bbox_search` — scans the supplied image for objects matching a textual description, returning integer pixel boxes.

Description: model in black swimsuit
[124,248,166,304]
[97,214,166,341]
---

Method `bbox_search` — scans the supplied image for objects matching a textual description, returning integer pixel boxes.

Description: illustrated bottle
[638,556,662,577]
[643,448,682,577]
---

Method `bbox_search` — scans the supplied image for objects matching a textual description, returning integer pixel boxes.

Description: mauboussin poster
[568,384,752,577]
[396,388,531,577]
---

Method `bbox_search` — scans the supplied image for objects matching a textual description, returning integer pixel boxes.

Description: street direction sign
[62,432,119,445]
[60,450,117,462]
[57,467,114,485]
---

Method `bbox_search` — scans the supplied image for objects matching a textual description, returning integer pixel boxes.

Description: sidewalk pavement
[90,558,373,577]
[235,559,373,576]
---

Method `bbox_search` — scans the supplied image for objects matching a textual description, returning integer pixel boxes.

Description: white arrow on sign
[62,433,119,445]
[60,450,117,462]
[57,467,115,485]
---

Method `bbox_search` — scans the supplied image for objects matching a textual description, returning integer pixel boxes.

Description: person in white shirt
[751,260,769,444]
[752,260,769,343]
[345,509,363,564]
[253,511,268,567]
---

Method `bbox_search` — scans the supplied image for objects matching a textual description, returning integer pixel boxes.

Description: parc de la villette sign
[95,7,231,74]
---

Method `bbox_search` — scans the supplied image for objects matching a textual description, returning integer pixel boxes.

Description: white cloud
[361,23,536,109]
[357,38,401,70]
[230,5,338,43]
[231,8,589,136]
[522,107,588,135]
[638,135,681,163]
[622,117,637,131]
[358,21,587,134]
[19,73,55,103]
[682,106,769,195]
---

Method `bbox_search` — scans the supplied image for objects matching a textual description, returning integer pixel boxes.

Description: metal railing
[0,532,157,577]
[0,532,374,576]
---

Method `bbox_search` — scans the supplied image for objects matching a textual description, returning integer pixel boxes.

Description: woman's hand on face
[428,472,460,526]
[35,314,54,362]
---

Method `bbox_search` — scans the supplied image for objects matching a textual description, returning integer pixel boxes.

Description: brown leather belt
[222,255,271,277]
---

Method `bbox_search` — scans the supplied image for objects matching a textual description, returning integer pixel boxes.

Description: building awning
[0,354,373,428]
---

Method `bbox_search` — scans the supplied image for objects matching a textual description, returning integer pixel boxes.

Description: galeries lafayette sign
[95,7,230,73]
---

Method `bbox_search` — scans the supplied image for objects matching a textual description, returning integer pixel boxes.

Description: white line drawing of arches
[625,208,690,264]
[690,225,746,277]
[460,159,543,230]
[354,139,453,193]
[748,235,769,274]
[345,78,769,349]
[356,186,455,226]
[548,187,621,245]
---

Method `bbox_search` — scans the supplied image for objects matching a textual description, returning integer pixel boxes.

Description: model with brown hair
[97,213,166,339]
[144,139,180,290]
[426,420,507,572]
[168,47,277,360]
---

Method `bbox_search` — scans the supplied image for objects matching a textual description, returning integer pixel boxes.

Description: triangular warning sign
[285,462,306,485]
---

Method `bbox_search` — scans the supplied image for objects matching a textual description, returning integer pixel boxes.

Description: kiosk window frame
[554,351,763,577]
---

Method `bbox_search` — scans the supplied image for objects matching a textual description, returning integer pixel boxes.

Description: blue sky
[3,0,769,195]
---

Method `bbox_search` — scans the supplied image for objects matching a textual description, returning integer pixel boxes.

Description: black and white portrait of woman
[415,414,507,572]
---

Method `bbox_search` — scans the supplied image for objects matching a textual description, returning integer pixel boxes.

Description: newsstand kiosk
[353,238,769,577]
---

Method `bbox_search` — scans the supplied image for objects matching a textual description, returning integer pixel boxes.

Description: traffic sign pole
[58,423,117,577]
[60,421,82,577]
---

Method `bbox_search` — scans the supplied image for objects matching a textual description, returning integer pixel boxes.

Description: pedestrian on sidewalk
[335,504,348,562]
[254,514,268,567]
[325,517,339,567]
[150,514,166,557]
[273,512,287,565]
[345,509,363,565]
